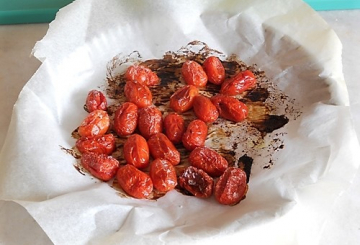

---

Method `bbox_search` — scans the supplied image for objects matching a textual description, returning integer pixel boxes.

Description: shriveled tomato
[149,158,177,192]
[202,56,225,85]
[124,80,152,108]
[192,95,219,123]
[210,94,248,122]
[76,134,115,155]
[85,90,107,112]
[123,134,150,169]
[78,110,110,137]
[220,70,257,96]
[181,60,208,87]
[189,147,228,177]
[178,166,213,198]
[169,85,198,113]
[125,64,160,86]
[113,102,138,136]
[182,119,208,151]
[138,106,163,139]
[117,164,153,199]
[163,113,185,144]
[81,152,119,181]
[147,133,180,166]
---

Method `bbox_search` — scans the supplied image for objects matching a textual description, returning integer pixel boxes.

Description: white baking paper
[1,0,359,244]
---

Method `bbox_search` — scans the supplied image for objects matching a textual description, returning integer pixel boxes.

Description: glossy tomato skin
[124,80,153,108]
[193,95,219,123]
[125,64,160,86]
[163,113,185,144]
[78,110,110,137]
[138,106,163,139]
[189,147,228,177]
[85,90,107,112]
[214,167,248,205]
[181,60,208,87]
[113,102,138,136]
[76,134,115,155]
[149,158,177,192]
[182,119,208,151]
[169,85,199,113]
[210,94,248,122]
[220,70,257,96]
[123,134,150,169]
[81,152,119,181]
[147,133,180,166]
[178,166,213,198]
[202,56,225,85]
[117,164,153,199]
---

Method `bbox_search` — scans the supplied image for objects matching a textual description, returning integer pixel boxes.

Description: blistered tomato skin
[189,147,228,177]
[147,133,181,166]
[182,119,208,151]
[76,134,115,155]
[124,80,153,108]
[210,94,248,122]
[81,152,119,181]
[179,166,213,198]
[193,95,219,123]
[123,134,150,169]
[220,70,257,96]
[169,85,199,113]
[214,167,248,205]
[202,56,225,85]
[78,110,110,137]
[138,106,163,139]
[181,60,208,87]
[117,164,153,199]
[85,90,107,112]
[125,64,160,86]
[163,113,185,144]
[113,102,138,136]
[149,158,177,192]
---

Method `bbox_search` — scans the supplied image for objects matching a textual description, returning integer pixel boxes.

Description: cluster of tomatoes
[75,56,256,205]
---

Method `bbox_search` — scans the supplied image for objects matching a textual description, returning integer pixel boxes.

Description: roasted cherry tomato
[189,146,228,177]
[149,158,177,192]
[85,90,107,112]
[178,166,213,198]
[123,134,150,169]
[181,60,208,87]
[124,80,152,108]
[202,56,225,85]
[78,110,110,137]
[76,134,115,155]
[182,119,208,151]
[113,102,139,136]
[220,70,257,96]
[214,167,248,205]
[81,152,119,181]
[125,64,160,86]
[138,106,163,139]
[169,85,199,113]
[193,95,219,123]
[117,164,153,199]
[163,113,185,144]
[147,133,180,166]
[210,94,248,122]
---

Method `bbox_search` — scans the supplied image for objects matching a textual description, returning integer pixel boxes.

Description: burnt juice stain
[252,115,289,135]
[245,87,270,102]
[238,155,253,183]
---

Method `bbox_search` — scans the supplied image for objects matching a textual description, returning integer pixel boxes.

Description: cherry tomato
[181,60,208,87]
[182,119,208,151]
[147,133,180,166]
[169,85,199,113]
[78,110,110,137]
[189,147,228,177]
[117,164,153,199]
[85,90,107,112]
[193,95,219,123]
[113,102,138,136]
[123,134,150,169]
[202,56,225,85]
[214,167,248,205]
[76,134,115,155]
[149,158,177,192]
[178,166,213,198]
[125,64,160,86]
[163,113,185,144]
[124,80,152,108]
[220,70,257,96]
[81,152,119,181]
[138,106,163,139]
[210,94,248,122]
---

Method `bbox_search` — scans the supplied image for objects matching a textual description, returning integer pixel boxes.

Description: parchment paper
[1,0,359,244]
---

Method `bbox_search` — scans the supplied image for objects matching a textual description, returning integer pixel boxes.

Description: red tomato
[192,95,219,123]
[181,60,208,87]
[138,106,163,139]
[220,70,257,96]
[210,94,248,122]
[113,102,138,136]
[189,147,228,177]
[124,80,153,108]
[123,134,150,169]
[78,110,110,137]
[178,166,213,198]
[149,158,177,192]
[169,85,199,113]
[81,152,119,181]
[76,134,115,155]
[182,119,208,151]
[85,90,107,112]
[125,64,160,86]
[163,113,185,144]
[147,133,181,166]
[202,56,225,85]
